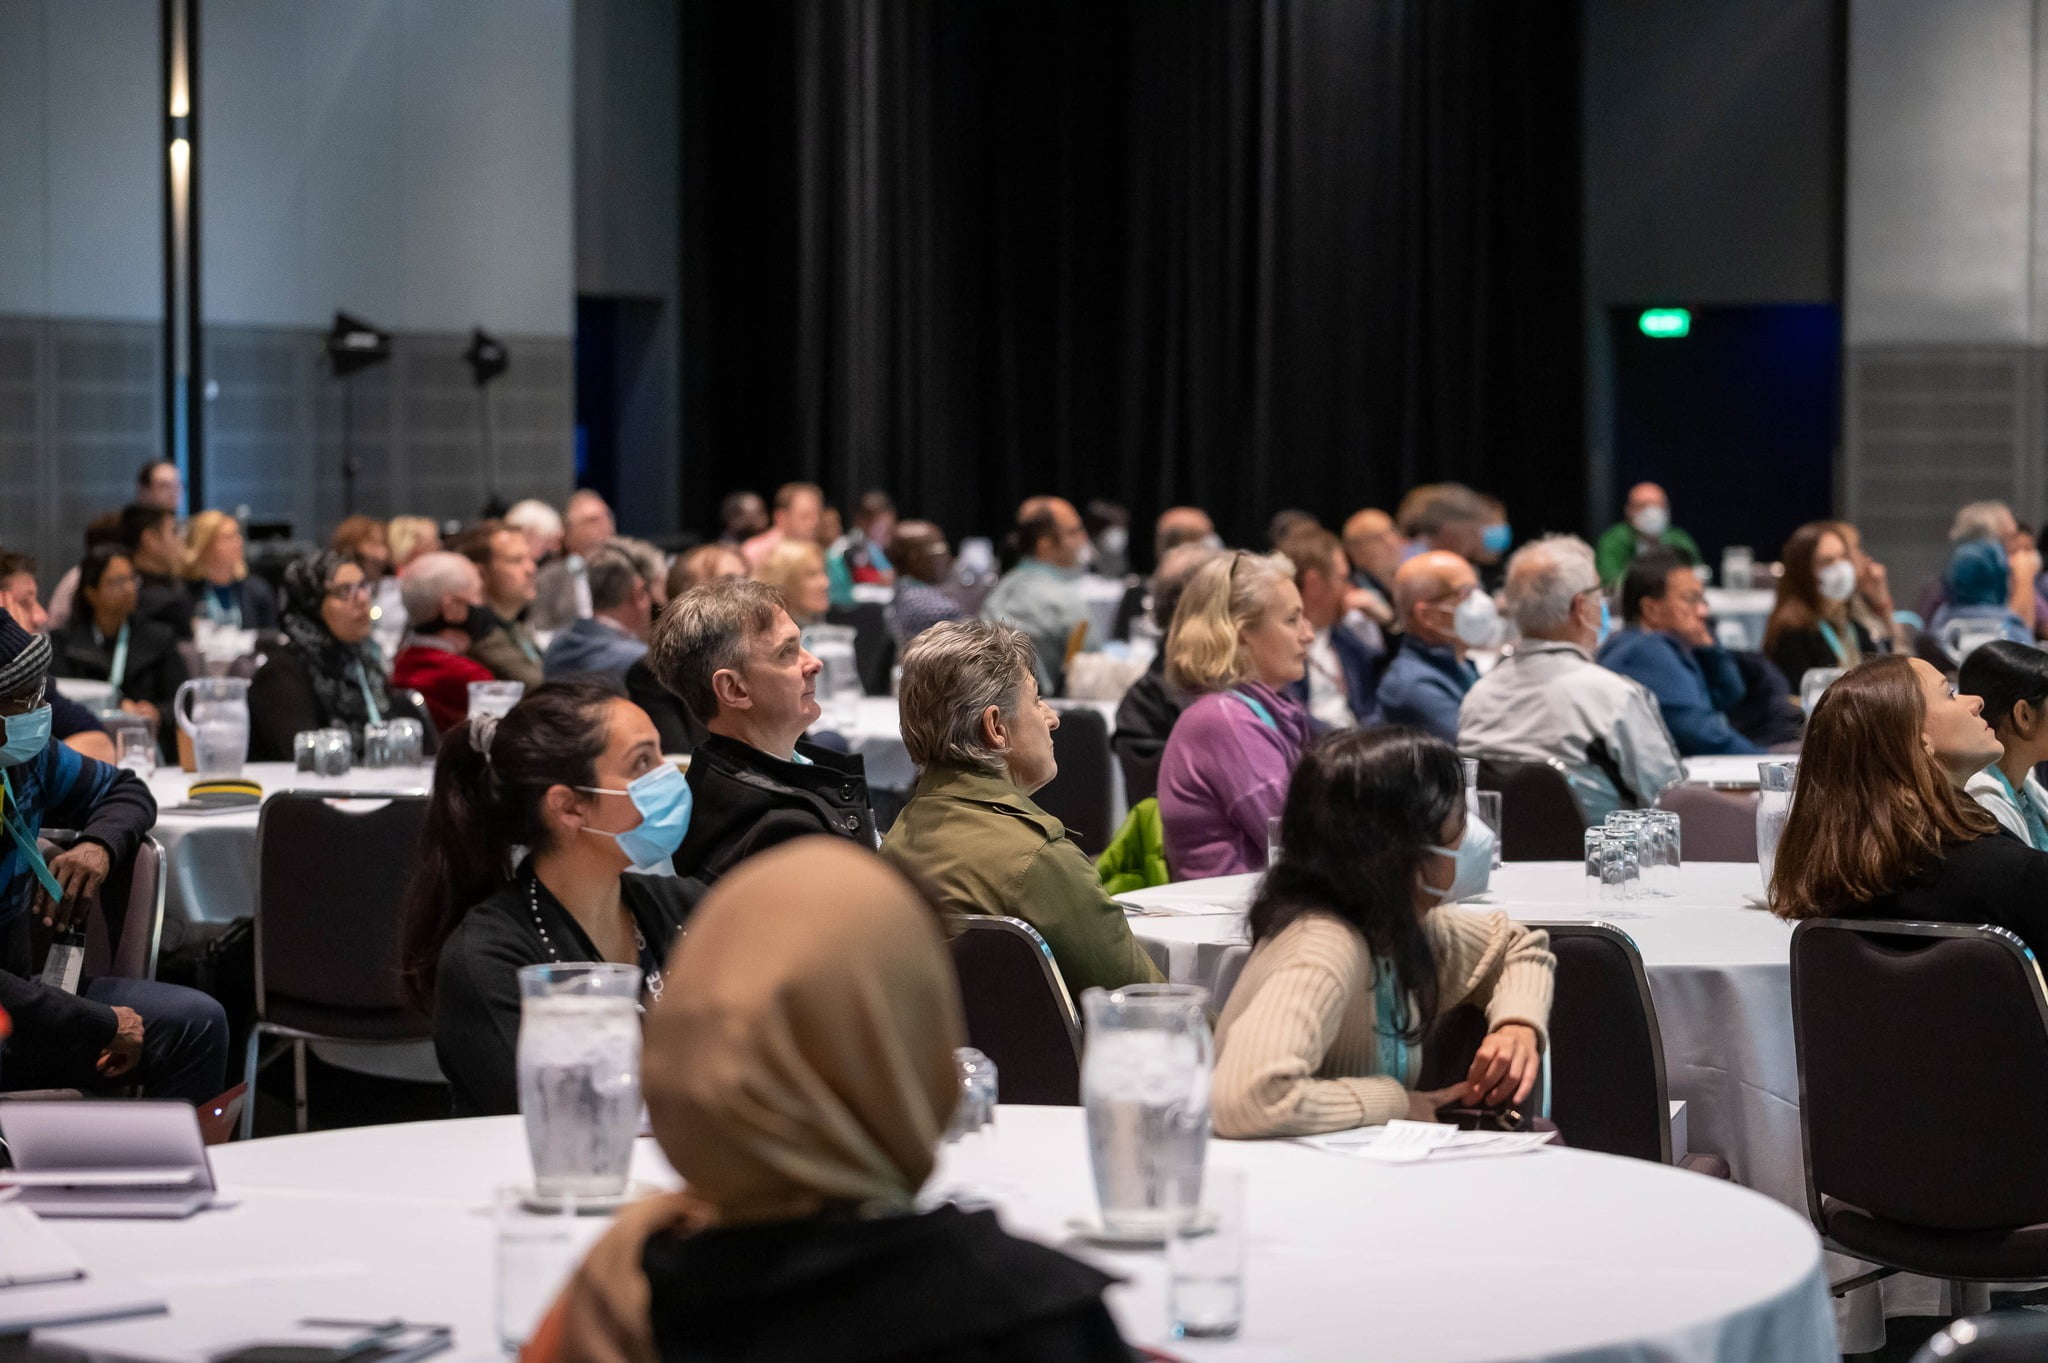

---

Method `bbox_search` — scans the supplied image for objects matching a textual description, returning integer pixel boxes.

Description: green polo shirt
[881,763,1164,997]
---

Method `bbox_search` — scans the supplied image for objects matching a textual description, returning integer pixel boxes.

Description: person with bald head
[1460,536,1682,822]
[531,489,619,632]
[981,495,1092,693]
[1154,506,1218,562]
[1374,551,1483,743]
[1595,481,1701,586]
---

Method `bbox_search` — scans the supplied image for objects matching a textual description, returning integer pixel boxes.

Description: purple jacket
[1157,681,1311,880]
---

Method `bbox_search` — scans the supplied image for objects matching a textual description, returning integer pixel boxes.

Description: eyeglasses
[326,581,373,602]
[97,573,140,591]
[0,682,47,717]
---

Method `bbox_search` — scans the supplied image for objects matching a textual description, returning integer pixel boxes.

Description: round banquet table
[1120,861,1973,1349]
[32,1108,1834,1363]
[144,761,433,931]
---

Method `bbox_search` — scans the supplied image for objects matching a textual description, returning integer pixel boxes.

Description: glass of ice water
[494,1183,597,1351]
[515,963,643,1201]
[1167,1165,1245,1340]
[1080,983,1213,1237]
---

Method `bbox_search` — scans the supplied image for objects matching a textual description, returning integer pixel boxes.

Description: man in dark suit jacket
[1279,523,1384,729]
[648,578,876,883]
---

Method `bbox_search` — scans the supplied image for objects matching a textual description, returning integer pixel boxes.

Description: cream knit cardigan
[1213,907,1554,1139]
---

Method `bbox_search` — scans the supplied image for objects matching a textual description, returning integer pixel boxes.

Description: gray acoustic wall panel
[0,316,161,589]
[204,327,572,538]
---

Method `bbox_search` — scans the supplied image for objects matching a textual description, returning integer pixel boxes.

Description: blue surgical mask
[1420,814,1495,906]
[1597,597,1613,647]
[0,704,53,768]
[579,763,692,873]
[1482,523,1513,556]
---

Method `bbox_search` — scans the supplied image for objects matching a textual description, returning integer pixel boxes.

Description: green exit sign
[1638,308,1692,339]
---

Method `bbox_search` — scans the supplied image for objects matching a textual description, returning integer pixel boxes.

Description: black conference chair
[1791,918,2048,1296]
[946,915,1082,1106]
[1034,706,1116,853]
[1909,1312,2048,1362]
[31,830,167,982]
[1472,755,1588,861]
[1529,920,1729,1175]
[242,792,434,1138]
[824,602,896,696]
[1654,785,1758,862]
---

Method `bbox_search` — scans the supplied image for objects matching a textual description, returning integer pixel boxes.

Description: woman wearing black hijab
[246,550,426,760]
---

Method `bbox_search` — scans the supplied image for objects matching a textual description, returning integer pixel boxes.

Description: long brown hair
[1769,655,1997,920]
[1762,521,1848,657]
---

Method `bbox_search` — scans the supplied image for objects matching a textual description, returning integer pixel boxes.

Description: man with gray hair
[391,550,498,733]
[650,577,875,881]
[882,620,1163,996]
[541,542,653,680]
[1458,534,1681,823]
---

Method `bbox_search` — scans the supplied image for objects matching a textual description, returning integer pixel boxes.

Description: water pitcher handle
[173,678,200,737]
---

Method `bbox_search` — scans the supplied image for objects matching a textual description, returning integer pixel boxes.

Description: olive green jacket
[881,764,1165,997]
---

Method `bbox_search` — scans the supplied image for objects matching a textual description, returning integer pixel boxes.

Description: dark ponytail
[398,679,620,1012]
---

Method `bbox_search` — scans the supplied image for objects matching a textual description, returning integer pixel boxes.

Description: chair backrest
[1033,706,1115,852]
[824,602,896,696]
[34,832,163,982]
[946,915,1082,1105]
[1473,756,1588,860]
[1654,785,1758,862]
[1791,918,2048,1231]
[1528,921,1669,1162]
[255,792,430,1016]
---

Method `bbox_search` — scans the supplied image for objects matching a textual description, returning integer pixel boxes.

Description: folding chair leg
[237,1027,263,1142]
[292,1040,309,1134]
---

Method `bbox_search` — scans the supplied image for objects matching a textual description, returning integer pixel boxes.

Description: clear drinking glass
[1721,546,1753,591]
[1473,791,1503,870]
[1605,811,1660,897]
[1798,667,1845,716]
[361,722,394,768]
[1583,827,1608,901]
[384,717,426,766]
[112,718,156,778]
[515,963,643,1200]
[494,1183,591,1351]
[803,625,865,729]
[1597,832,1641,916]
[1266,816,1283,868]
[1080,984,1213,1237]
[469,680,525,720]
[1168,1166,1245,1340]
[1648,809,1682,895]
[1757,760,1798,893]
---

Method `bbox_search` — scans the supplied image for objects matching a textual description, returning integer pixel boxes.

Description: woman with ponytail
[398,679,700,1116]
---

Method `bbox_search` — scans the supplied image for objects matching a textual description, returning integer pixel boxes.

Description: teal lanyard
[104,621,130,694]
[1993,766,2048,849]
[1374,959,1411,1086]
[516,629,542,665]
[1230,688,1279,732]
[1816,619,1848,664]
[1,771,66,905]
[351,661,384,726]
[202,588,241,629]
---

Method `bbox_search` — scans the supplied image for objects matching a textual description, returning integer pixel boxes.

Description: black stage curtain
[681,1,1583,559]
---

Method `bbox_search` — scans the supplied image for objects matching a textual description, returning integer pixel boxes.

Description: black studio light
[326,311,392,376]
[464,327,509,387]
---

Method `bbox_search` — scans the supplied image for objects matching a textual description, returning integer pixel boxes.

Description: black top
[1856,832,2048,960]
[643,1203,1129,1363]
[1767,617,1877,691]
[246,639,428,762]
[52,613,189,718]
[673,733,877,883]
[136,570,194,641]
[1110,656,1189,806]
[626,659,707,756]
[193,576,282,632]
[432,870,701,1117]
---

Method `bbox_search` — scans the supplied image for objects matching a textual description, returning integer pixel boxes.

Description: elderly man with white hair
[390,550,498,733]
[1457,534,1681,823]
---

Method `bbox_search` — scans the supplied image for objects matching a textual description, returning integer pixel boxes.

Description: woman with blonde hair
[180,510,279,631]
[385,515,441,571]
[754,538,831,626]
[1155,550,1314,878]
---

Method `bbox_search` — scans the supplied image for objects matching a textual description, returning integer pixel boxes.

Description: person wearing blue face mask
[1459,535,1683,823]
[398,679,703,1117]
[0,612,229,1103]
[1211,728,1552,1140]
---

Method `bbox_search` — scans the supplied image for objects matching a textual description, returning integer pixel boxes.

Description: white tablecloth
[36,1108,1833,1363]
[1120,861,1968,1349]
[146,762,432,929]
[1680,754,1787,789]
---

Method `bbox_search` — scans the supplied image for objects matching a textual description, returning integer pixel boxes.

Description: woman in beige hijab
[525,837,1129,1363]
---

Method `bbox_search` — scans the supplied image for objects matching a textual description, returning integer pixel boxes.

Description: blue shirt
[1597,628,1762,758]
[1375,637,1476,744]
[541,617,649,681]
[0,737,155,926]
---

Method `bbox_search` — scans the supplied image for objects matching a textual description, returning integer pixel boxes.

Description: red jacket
[392,642,497,736]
